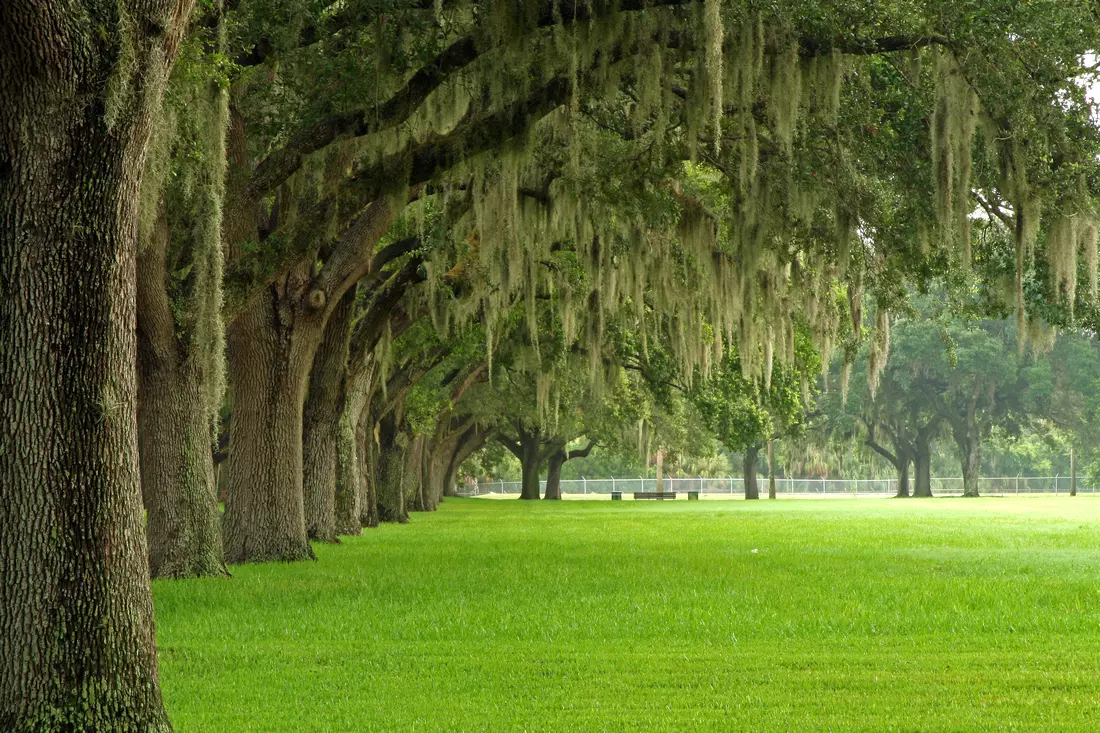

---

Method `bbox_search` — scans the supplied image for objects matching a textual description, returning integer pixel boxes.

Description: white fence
[460,475,1095,497]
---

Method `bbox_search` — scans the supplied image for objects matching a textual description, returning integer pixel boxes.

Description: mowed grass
[153,498,1100,731]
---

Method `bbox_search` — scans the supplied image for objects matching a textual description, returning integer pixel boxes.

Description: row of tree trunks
[0,1,196,728]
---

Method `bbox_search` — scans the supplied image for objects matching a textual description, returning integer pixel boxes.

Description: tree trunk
[743,446,760,500]
[376,413,410,523]
[895,458,911,498]
[911,432,932,497]
[302,292,354,542]
[961,438,981,497]
[137,218,227,579]
[334,392,365,535]
[358,408,380,528]
[444,426,488,497]
[407,435,430,512]
[544,450,567,500]
[0,2,195,727]
[138,363,226,578]
[223,297,318,563]
[953,426,982,498]
[519,430,544,500]
[767,441,777,500]
[1070,447,1077,497]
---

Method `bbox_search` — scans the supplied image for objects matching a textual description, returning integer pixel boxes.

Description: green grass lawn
[153,497,1100,731]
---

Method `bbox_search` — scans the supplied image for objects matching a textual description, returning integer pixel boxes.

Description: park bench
[633,491,677,500]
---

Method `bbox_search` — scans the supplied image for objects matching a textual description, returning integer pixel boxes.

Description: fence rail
[458,475,1095,498]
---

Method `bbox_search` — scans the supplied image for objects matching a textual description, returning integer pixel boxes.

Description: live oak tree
[1,1,198,729]
[137,17,232,579]
[6,2,1100,728]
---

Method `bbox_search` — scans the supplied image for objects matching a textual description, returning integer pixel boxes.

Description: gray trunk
[358,408,380,528]
[302,292,354,542]
[913,432,933,498]
[544,450,566,500]
[895,459,911,498]
[137,213,227,579]
[223,296,317,563]
[0,2,194,727]
[376,413,409,523]
[743,446,760,500]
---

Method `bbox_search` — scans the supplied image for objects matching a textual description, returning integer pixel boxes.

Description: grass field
[153,497,1100,731]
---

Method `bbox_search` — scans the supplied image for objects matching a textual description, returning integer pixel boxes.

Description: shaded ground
[154,497,1100,731]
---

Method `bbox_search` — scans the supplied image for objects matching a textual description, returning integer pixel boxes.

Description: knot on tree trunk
[308,289,327,310]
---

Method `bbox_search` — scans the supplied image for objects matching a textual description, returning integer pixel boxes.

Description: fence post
[611,476,615,494]
[699,476,703,494]
[583,476,587,495]
[1055,475,1059,495]
[730,476,733,495]
[822,476,826,494]
[1016,474,1019,495]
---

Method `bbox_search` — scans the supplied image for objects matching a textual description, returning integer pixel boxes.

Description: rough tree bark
[222,137,397,561]
[0,1,195,729]
[335,359,375,534]
[358,407,380,528]
[138,216,227,578]
[223,286,320,563]
[302,291,355,542]
[743,445,761,500]
[376,411,411,523]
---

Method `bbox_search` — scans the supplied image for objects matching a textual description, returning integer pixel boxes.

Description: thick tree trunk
[444,426,488,497]
[913,432,933,497]
[334,394,366,535]
[744,446,760,500]
[223,299,317,563]
[335,358,375,534]
[302,292,354,542]
[956,432,982,497]
[407,435,428,512]
[138,363,227,578]
[519,431,544,500]
[137,214,227,579]
[358,408,380,528]
[544,450,567,500]
[0,3,194,728]
[895,459,911,498]
[376,413,410,523]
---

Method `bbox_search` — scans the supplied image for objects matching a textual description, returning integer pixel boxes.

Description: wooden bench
[634,491,677,500]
